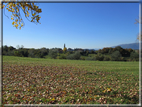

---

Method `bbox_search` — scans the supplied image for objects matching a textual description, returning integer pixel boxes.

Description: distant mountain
[71,43,141,51]
[112,43,141,50]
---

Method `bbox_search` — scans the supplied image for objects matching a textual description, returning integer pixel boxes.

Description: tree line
[2,45,140,61]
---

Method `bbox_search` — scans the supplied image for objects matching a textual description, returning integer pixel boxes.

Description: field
[2,56,139,104]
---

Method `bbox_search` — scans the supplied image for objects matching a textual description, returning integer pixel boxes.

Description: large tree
[0,0,42,29]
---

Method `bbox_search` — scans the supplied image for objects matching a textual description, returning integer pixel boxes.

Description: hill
[112,43,141,50]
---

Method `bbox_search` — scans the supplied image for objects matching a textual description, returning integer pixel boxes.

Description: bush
[66,54,74,60]
[14,51,20,56]
[59,54,66,59]
[73,51,81,60]
[103,56,110,61]
[2,50,7,55]
[66,51,81,60]
[6,50,15,56]
[28,49,35,58]
[49,49,58,59]
[130,52,139,61]
[80,57,85,60]
[34,54,41,58]
[120,57,127,61]
[65,52,70,56]
[80,51,88,56]
[95,54,104,61]
[88,54,92,57]
[85,57,95,60]
[111,51,122,61]
[126,58,132,62]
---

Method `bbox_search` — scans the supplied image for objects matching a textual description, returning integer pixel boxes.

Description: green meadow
[2,56,139,104]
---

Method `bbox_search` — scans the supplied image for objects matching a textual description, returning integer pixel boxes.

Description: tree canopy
[0,0,42,29]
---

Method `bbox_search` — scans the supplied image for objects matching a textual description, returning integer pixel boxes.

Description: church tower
[64,44,65,48]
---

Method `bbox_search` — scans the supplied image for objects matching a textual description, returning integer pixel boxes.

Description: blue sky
[3,2,139,49]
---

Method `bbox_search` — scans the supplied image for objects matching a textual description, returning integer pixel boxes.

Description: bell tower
[64,44,65,48]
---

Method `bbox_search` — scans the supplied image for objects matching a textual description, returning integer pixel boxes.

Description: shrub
[120,57,127,61]
[6,50,15,56]
[111,51,122,61]
[98,56,104,61]
[16,49,29,57]
[85,57,95,60]
[2,50,7,55]
[66,54,74,60]
[126,58,132,62]
[95,54,104,61]
[80,56,85,60]
[73,51,81,60]
[65,52,70,56]
[14,51,20,56]
[59,54,66,59]
[34,54,41,58]
[88,54,92,57]
[66,51,81,60]
[80,51,88,56]
[28,49,35,58]
[103,56,110,61]
[130,52,139,61]
[49,49,58,59]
